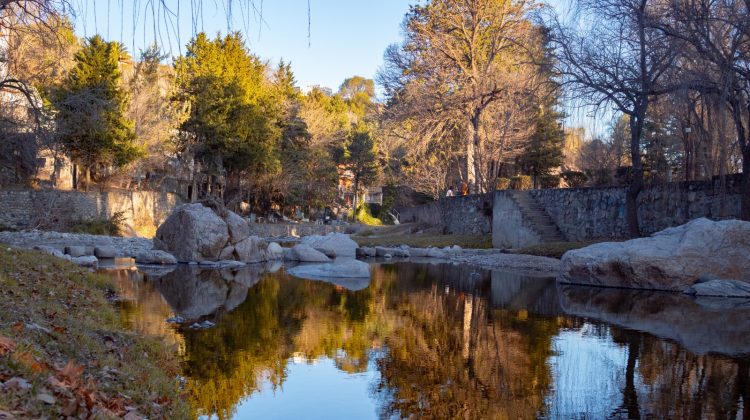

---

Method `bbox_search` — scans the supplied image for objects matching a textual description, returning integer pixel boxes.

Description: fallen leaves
[0,336,15,356]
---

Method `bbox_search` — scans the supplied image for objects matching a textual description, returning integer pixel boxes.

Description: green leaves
[174,32,281,180]
[54,35,142,172]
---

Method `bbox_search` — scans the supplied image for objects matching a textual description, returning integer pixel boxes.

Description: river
[104,261,750,419]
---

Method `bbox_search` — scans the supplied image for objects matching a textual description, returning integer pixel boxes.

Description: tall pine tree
[54,35,141,190]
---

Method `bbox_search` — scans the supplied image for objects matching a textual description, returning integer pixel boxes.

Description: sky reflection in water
[107,262,750,419]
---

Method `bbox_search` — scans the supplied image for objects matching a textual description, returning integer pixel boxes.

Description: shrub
[510,175,532,190]
[495,177,511,190]
[539,174,560,189]
[561,171,588,188]
[69,211,126,236]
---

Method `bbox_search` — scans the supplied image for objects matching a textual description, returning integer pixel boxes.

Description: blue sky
[73,0,412,92]
[72,0,602,135]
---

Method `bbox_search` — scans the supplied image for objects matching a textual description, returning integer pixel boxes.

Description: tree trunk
[353,177,359,222]
[85,166,91,193]
[627,110,646,238]
[741,149,750,221]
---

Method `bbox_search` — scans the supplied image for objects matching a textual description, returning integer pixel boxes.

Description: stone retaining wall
[0,189,181,237]
[395,194,493,235]
[531,176,742,241]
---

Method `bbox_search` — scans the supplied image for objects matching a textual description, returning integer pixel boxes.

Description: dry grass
[0,247,190,419]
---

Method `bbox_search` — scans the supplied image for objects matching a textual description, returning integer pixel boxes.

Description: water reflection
[106,262,750,419]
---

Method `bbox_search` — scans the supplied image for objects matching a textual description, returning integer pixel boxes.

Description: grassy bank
[0,247,190,419]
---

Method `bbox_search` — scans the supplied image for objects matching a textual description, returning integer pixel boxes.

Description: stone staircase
[507,191,566,242]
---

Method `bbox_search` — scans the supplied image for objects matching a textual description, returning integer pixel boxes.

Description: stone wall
[396,194,493,235]
[531,176,742,241]
[492,192,544,248]
[0,189,181,237]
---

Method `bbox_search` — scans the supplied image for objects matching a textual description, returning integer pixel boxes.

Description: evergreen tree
[342,123,380,219]
[521,103,565,186]
[54,35,141,190]
[174,32,281,191]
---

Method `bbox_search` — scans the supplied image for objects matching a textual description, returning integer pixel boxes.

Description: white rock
[65,246,88,257]
[291,244,331,262]
[94,246,118,258]
[34,245,65,258]
[266,242,284,260]
[426,248,446,259]
[375,246,409,258]
[409,248,429,257]
[287,259,371,280]
[559,218,750,291]
[300,233,358,258]
[71,255,98,267]
[684,279,750,298]
[135,250,177,265]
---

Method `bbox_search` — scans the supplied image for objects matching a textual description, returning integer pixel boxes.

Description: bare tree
[546,0,682,237]
[380,0,544,194]
[653,0,750,220]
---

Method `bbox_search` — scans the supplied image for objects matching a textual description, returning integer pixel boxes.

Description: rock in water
[559,218,750,291]
[154,203,229,262]
[233,236,268,263]
[300,233,358,258]
[135,250,178,265]
[287,259,371,282]
[266,242,284,260]
[684,279,750,298]
[291,244,331,262]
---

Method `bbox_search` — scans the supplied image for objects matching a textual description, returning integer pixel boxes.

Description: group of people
[445,182,469,197]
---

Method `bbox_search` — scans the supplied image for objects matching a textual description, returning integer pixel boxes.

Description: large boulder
[300,233,358,258]
[233,236,268,263]
[225,211,250,244]
[559,218,750,291]
[287,259,371,283]
[154,203,230,262]
[290,244,331,262]
[265,242,284,260]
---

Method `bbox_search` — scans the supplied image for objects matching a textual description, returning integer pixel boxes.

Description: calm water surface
[106,262,750,419]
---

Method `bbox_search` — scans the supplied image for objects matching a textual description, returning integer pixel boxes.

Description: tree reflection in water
[107,262,750,419]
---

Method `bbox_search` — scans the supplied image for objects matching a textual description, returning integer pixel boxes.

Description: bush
[495,177,511,190]
[539,174,560,189]
[69,211,126,236]
[561,171,588,188]
[510,175,532,190]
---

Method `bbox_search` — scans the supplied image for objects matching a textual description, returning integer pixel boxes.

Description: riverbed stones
[300,232,358,258]
[154,203,229,262]
[684,279,750,298]
[559,218,750,291]
[375,246,409,258]
[290,244,331,262]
